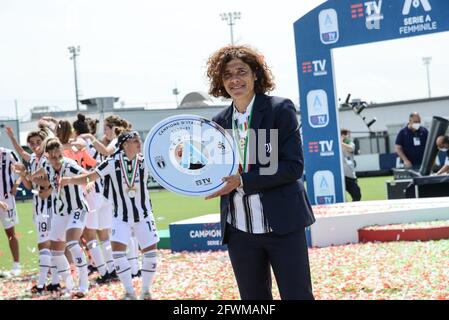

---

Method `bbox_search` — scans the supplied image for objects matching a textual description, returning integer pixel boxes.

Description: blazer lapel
[249,94,268,131]
[222,104,234,130]
[247,94,268,169]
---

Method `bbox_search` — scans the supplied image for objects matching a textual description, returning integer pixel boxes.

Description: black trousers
[226,224,314,300]
[345,176,361,201]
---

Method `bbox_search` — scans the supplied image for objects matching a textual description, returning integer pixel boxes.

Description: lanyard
[232,107,254,173]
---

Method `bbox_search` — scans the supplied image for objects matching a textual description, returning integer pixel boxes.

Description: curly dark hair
[206,45,275,98]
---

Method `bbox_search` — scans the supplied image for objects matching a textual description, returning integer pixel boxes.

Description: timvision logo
[308,140,335,157]
[302,60,327,76]
[350,1,384,30]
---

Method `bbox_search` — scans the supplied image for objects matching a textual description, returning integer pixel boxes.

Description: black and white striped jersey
[86,138,118,198]
[227,190,271,234]
[95,152,152,223]
[29,153,54,217]
[0,147,19,200]
[86,140,106,194]
[47,158,88,216]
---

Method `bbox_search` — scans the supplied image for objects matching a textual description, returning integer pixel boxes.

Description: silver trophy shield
[143,115,238,197]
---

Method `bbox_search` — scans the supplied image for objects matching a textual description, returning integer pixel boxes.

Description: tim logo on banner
[313,170,336,205]
[308,140,335,157]
[351,1,384,30]
[307,89,329,128]
[319,9,339,44]
[302,60,327,76]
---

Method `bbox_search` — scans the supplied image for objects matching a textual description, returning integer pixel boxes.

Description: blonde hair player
[60,130,159,300]
[32,138,91,298]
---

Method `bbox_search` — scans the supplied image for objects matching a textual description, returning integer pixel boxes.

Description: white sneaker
[122,292,137,300]
[10,264,21,277]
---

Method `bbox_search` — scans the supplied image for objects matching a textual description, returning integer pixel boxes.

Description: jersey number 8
[73,211,81,220]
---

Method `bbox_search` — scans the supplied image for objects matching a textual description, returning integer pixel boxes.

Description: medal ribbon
[119,153,138,189]
[232,106,254,173]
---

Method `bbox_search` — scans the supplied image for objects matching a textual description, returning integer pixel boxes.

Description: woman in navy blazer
[205,45,315,300]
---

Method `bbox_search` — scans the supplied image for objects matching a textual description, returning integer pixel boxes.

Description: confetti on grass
[1,240,449,300]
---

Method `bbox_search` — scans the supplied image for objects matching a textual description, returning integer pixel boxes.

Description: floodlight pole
[220,12,241,45]
[68,46,81,111]
[422,57,432,98]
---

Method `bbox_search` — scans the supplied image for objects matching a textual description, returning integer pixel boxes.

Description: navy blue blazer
[212,94,316,244]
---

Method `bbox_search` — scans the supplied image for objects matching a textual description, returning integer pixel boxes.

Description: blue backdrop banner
[294,0,449,204]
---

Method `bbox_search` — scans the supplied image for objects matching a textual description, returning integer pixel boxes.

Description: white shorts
[0,197,18,230]
[33,213,52,244]
[50,209,87,242]
[111,216,159,250]
[85,192,112,230]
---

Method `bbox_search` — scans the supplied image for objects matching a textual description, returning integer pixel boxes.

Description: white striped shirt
[98,138,118,200]
[95,152,153,223]
[227,97,271,234]
[0,147,19,201]
[86,140,106,194]
[47,158,88,216]
[29,153,54,217]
